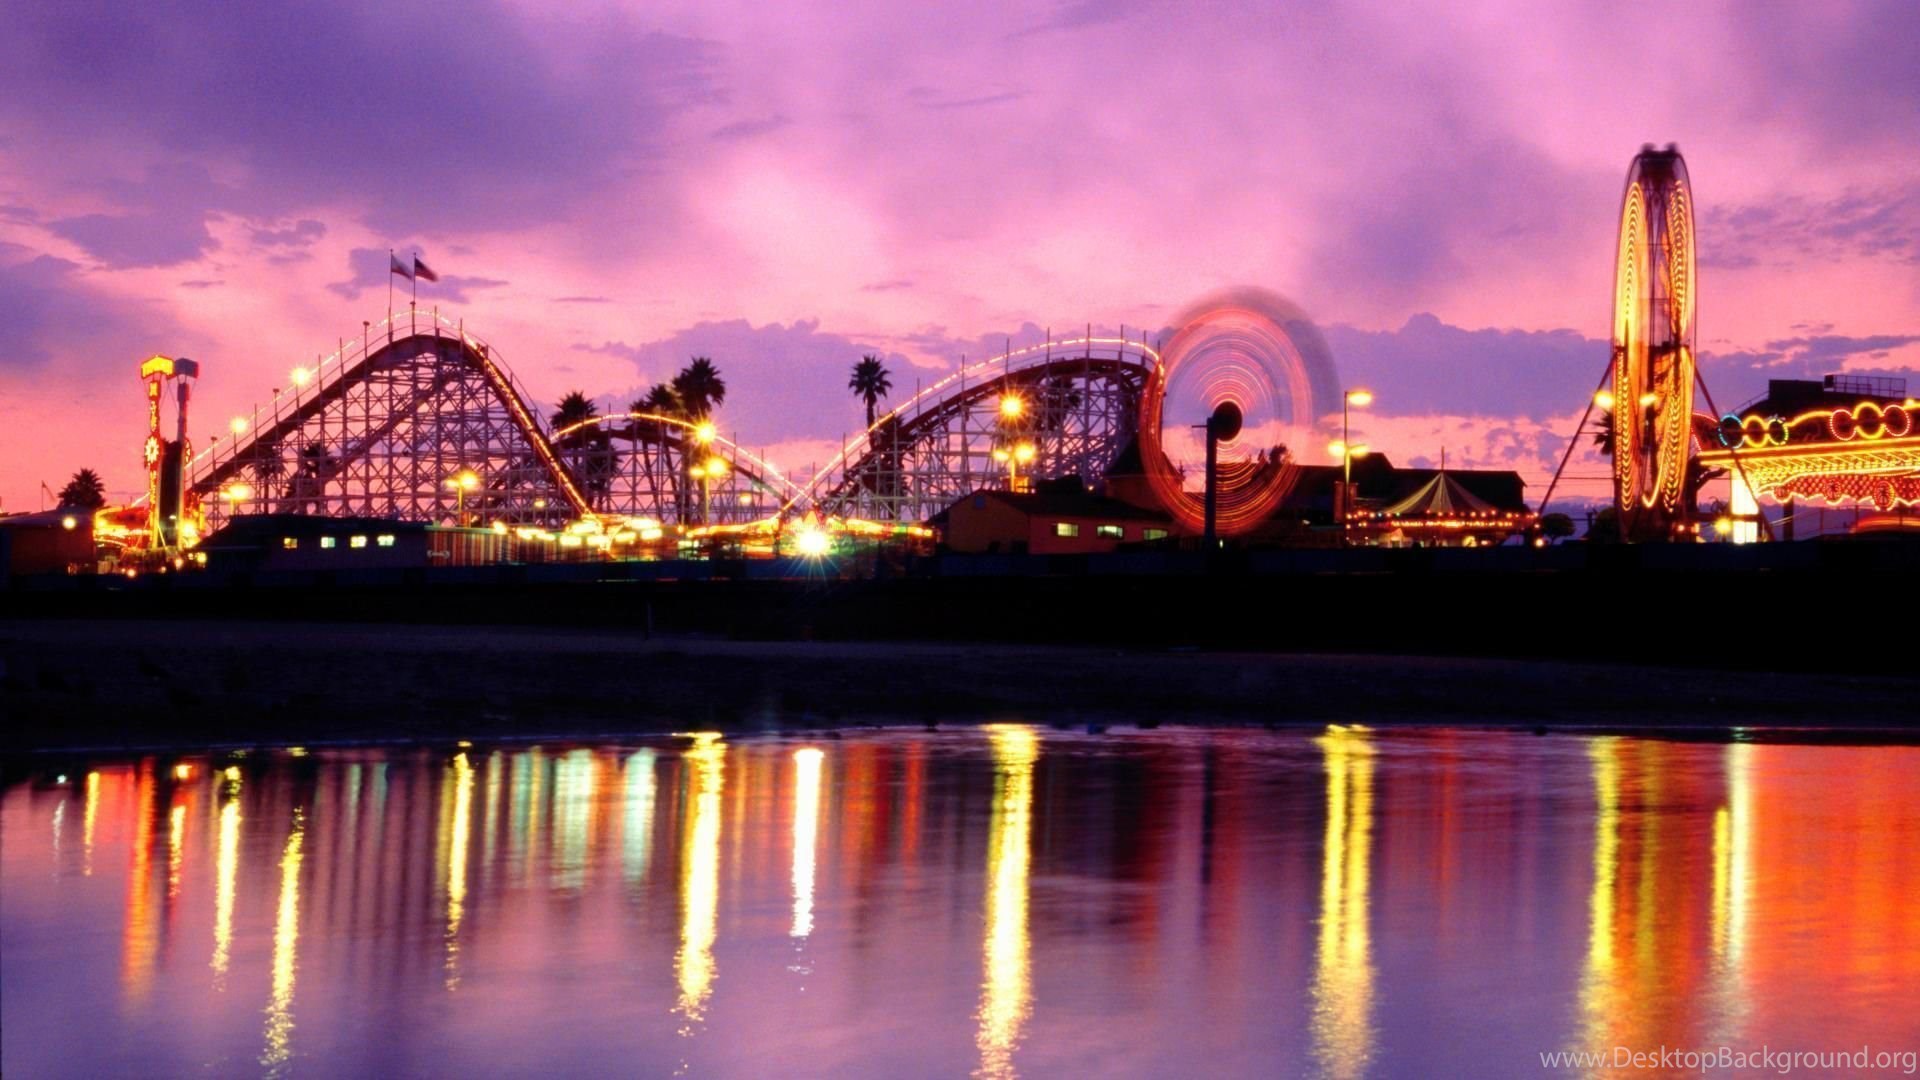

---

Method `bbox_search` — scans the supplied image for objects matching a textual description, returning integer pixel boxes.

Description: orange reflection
[210,785,241,985]
[675,734,727,1033]
[1310,726,1375,1080]
[445,752,474,989]
[791,748,825,939]
[976,724,1038,1080]
[261,809,307,1077]
[121,762,158,1003]
[1578,738,1722,1069]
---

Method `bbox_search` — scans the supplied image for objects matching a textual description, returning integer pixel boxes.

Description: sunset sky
[3,0,1916,512]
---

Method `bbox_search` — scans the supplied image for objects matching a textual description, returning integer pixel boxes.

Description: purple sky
[3,0,1917,510]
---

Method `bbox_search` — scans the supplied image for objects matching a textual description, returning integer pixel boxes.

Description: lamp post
[694,456,728,526]
[222,482,252,524]
[445,470,479,526]
[1338,389,1373,545]
[992,440,1034,492]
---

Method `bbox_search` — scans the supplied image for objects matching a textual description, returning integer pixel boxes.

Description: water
[4,727,1918,1078]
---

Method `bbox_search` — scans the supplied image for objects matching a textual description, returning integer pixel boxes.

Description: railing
[189,310,559,497]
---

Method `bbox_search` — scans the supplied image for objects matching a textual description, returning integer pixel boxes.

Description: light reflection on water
[4,728,1920,1078]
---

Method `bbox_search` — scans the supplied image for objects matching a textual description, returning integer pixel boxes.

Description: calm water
[4,728,1919,1078]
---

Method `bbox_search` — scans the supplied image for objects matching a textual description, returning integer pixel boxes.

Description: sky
[3,0,1917,512]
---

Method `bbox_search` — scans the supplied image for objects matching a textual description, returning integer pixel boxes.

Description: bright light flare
[998,394,1025,419]
[1345,389,1373,407]
[795,528,830,558]
[290,367,313,387]
[695,421,717,444]
[1594,390,1616,410]
[230,416,249,435]
[1013,442,1035,464]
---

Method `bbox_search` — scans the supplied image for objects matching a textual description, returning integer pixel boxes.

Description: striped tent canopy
[1382,471,1496,518]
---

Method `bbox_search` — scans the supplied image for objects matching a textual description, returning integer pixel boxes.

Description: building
[0,510,95,581]
[198,514,510,574]
[937,479,1175,554]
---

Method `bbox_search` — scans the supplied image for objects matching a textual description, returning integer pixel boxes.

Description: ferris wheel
[1609,144,1698,540]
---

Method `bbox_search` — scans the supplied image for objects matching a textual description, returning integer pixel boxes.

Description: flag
[413,256,439,283]
[389,252,413,280]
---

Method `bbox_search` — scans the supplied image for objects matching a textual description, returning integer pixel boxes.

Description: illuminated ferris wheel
[1609,144,1697,540]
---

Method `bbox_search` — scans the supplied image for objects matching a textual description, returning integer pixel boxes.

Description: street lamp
[999,394,1025,421]
[694,456,728,524]
[1340,389,1373,545]
[445,470,479,526]
[992,440,1034,492]
[223,483,253,520]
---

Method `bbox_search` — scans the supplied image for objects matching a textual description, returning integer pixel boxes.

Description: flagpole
[388,248,395,321]
[410,251,418,335]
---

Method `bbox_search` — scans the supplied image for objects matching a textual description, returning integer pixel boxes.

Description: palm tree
[248,437,287,491]
[1037,374,1082,432]
[293,441,336,513]
[631,383,683,417]
[1591,408,1616,456]
[1685,457,1727,514]
[550,390,599,436]
[550,391,615,501]
[849,355,893,427]
[671,357,727,421]
[57,468,107,510]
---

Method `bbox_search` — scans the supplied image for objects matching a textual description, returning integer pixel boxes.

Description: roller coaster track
[804,336,1158,523]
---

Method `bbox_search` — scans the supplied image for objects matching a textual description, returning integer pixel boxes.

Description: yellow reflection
[1711,742,1754,1029]
[552,749,595,891]
[211,794,241,984]
[675,734,726,1032]
[261,810,306,1077]
[624,750,658,887]
[791,748,825,939]
[82,771,98,875]
[976,724,1038,1080]
[446,752,475,990]
[1578,737,1624,1055]
[167,802,187,899]
[1311,725,1376,1080]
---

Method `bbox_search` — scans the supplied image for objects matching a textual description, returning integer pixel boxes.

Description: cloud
[711,114,791,141]
[248,219,326,248]
[326,247,507,305]
[861,279,915,293]
[907,86,1027,111]
[554,295,614,305]
[0,0,724,235]
[1325,314,1605,423]
[1010,0,1154,38]
[49,211,218,267]
[179,279,223,289]
[1702,185,1920,270]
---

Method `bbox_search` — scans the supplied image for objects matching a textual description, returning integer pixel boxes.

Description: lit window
[281,537,298,550]
[376,534,396,548]
[319,537,337,549]
[1054,522,1080,538]
[349,535,368,548]
[1096,524,1123,539]
[1144,528,1169,541]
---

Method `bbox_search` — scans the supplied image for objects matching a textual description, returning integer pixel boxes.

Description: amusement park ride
[88,145,1914,569]
[1540,143,1919,541]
